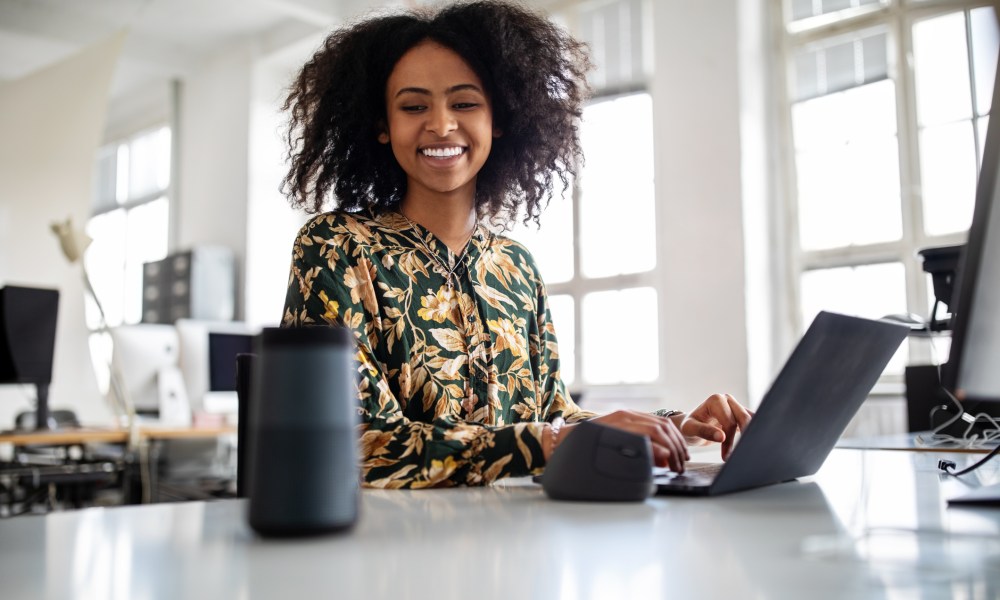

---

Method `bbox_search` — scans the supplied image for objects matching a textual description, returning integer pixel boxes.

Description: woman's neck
[399,192,478,254]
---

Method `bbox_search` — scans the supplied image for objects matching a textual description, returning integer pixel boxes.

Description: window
[778,0,999,378]
[86,126,172,392]
[510,0,658,393]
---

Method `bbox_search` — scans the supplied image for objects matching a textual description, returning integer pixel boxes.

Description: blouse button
[468,315,476,323]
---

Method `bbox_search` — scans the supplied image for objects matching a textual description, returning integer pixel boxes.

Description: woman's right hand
[554,410,690,473]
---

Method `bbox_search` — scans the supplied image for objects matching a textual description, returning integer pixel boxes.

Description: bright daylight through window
[781,0,999,377]
[86,125,172,392]
[510,0,658,392]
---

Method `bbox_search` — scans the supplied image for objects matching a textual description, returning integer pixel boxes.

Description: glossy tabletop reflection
[1,449,998,600]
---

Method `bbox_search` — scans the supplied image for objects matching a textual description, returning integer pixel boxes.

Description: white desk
[1,449,998,600]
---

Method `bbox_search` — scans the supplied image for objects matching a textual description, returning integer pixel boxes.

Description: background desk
[0,425,236,446]
[0,426,237,511]
[838,431,998,453]
[1,448,998,600]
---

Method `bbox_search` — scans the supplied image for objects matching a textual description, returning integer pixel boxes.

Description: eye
[400,105,426,113]
[453,103,479,110]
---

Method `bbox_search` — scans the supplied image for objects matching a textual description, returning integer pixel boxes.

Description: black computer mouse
[541,420,655,502]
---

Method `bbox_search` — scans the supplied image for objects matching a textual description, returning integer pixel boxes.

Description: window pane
[92,146,117,213]
[792,79,896,150]
[920,120,977,236]
[579,0,646,92]
[85,209,127,328]
[124,198,170,323]
[788,0,882,26]
[115,144,129,205]
[913,12,972,127]
[792,31,888,102]
[508,191,574,284]
[792,81,901,250]
[800,263,908,373]
[128,127,171,199]
[971,6,999,116]
[581,287,657,384]
[548,294,575,386]
[579,93,656,278]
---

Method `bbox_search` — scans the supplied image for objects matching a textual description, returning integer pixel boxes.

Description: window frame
[536,0,664,401]
[87,123,173,330]
[775,0,992,388]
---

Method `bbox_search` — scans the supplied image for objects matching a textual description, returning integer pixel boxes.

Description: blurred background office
[0,0,997,438]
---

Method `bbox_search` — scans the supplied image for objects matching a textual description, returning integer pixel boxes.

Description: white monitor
[175,319,257,415]
[108,324,190,424]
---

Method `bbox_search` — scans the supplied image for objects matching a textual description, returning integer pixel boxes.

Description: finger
[712,396,738,449]
[727,395,753,430]
[723,395,751,461]
[684,420,725,444]
[651,445,681,471]
[664,419,690,462]
[648,421,686,472]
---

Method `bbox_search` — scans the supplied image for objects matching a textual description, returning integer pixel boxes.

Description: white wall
[245,39,318,329]
[738,0,786,404]
[652,0,751,410]
[0,33,126,429]
[176,44,255,319]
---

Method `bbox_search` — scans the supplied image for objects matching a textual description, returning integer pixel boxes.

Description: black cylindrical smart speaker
[247,326,359,536]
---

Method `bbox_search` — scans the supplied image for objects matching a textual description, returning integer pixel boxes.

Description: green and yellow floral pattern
[283,210,594,488]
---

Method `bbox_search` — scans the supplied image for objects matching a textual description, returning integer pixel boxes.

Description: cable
[938,443,1000,477]
[913,335,1000,450]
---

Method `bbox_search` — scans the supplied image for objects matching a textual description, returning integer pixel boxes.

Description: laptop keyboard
[653,462,724,484]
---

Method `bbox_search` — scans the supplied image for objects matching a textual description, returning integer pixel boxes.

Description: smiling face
[380,40,498,207]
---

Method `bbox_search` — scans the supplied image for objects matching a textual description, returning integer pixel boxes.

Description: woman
[281,0,751,488]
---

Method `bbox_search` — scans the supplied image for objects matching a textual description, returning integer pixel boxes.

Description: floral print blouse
[282,209,595,488]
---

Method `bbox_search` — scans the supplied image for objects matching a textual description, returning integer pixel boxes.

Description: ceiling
[0,0,566,103]
[0,0,413,99]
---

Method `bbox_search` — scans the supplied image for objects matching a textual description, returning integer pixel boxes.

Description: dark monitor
[208,332,254,392]
[0,286,60,429]
[943,51,1000,403]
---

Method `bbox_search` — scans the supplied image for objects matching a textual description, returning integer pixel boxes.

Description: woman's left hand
[671,393,753,461]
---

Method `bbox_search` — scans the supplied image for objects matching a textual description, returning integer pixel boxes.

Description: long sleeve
[531,274,597,424]
[282,214,550,488]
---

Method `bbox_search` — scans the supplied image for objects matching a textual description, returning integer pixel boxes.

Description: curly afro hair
[281,0,592,226]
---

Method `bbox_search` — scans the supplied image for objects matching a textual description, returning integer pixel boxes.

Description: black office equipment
[655,311,908,496]
[141,247,236,324]
[942,51,1000,405]
[0,286,60,430]
[933,54,1000,505]
[541,420,654,502]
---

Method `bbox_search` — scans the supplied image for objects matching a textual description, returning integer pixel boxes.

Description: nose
[426,104,457,137]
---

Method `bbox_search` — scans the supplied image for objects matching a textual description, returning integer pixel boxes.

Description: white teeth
[421,147,464,158]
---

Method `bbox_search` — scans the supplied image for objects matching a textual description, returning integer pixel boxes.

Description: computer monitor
[109,324,183,415]
[943,52,1000,403]
[175,319,256,415]
[0,286,60,430]
[208,332,254,393]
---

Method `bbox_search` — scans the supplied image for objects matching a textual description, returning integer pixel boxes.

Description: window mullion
[891,7,929,328]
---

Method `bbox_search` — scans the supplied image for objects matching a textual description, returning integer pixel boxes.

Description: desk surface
[838,431,999,453]
[1,449,998,600]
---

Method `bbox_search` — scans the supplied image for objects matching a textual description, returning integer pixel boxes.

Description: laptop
[654,311,909,496]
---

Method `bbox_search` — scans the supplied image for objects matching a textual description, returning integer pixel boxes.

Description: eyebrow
[394,84,484,98]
